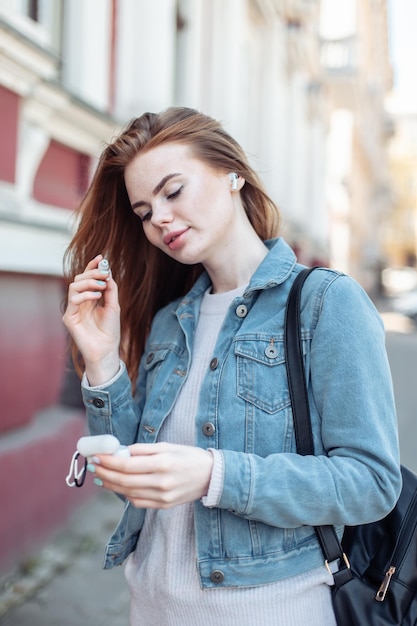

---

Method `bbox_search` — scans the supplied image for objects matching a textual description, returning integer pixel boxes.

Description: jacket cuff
[201,449,224,507]
[82,360,125,390]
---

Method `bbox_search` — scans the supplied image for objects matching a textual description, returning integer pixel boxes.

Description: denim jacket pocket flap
[143,347,170,372]
[143,347,173,397]
[234,338,285,366]
[234,339,290,414]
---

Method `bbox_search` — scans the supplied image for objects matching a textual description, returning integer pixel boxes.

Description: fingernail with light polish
[94,478,104,487]
[86,464,96,473]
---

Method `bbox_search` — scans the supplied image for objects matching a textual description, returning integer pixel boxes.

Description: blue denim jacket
[83,238,402,587]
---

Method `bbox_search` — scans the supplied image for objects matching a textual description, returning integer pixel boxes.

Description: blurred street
[0,490,130,625]
[0,306,416,626]
[385,327,417,474]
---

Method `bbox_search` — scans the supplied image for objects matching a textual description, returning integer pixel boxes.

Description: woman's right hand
[62,255,121,386]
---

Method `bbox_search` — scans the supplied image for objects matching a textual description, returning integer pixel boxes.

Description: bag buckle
[325,552,350,575]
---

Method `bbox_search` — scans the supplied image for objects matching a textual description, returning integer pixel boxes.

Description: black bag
[285,268,417,626]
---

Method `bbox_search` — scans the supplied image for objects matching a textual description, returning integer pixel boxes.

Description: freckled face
[124,142,242,268]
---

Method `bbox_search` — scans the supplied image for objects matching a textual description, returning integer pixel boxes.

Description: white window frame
[0,0,63,52]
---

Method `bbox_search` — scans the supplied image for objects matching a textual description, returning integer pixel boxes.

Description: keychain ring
[66,451,88,488]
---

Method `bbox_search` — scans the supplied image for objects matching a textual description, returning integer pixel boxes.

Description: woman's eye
[141,210,152,223]
[166,186,183,200]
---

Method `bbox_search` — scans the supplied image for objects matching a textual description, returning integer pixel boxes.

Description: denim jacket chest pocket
[234,337,291,414]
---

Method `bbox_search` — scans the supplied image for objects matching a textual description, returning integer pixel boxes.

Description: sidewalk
[0,490,130,625]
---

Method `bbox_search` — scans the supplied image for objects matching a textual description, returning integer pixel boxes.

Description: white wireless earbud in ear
[229,173,239,191]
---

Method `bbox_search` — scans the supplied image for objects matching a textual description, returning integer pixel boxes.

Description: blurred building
[0,0,392,574]
[0,0,121,576]
[383,114,417,268]
[319,0,393,291]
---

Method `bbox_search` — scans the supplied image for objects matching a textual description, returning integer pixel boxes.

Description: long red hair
[64,107,281,382]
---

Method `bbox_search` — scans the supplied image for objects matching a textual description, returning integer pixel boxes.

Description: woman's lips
[163,228,189,250]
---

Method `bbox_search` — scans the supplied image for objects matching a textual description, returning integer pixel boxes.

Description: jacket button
[210,570,225,583]
[235,304,248,318]
[265,345,279,359]
[92,397,105,408]
[146,352,154,364]
[202,422,215,436]
[210,357,218,370]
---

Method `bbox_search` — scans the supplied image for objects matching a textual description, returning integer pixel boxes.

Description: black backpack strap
[285,268,353,587]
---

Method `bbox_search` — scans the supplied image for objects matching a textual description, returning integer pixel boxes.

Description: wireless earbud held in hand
[98,258,110,273]
[66,434,130,488]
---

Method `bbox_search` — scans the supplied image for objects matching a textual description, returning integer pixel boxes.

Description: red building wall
[0,79,95,577]
[0,273,68,432]
[0,272,94,575]
[33,140,90,210]
[0,132,94,573]
[0,85,19,183]
[0,407,93,575]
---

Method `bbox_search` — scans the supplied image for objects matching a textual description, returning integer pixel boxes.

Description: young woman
[63,107,401,625]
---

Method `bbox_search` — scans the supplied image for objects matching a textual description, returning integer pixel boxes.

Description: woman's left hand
[88,443,214,508]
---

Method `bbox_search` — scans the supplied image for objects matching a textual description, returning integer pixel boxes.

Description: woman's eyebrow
[131,173,181,211]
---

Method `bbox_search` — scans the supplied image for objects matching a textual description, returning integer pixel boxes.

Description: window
[0,0,63,53]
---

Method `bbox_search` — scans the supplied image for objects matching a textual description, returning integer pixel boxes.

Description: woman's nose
[150,203,174,227]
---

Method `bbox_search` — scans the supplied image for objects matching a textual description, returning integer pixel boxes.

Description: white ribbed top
[125,287,336,626]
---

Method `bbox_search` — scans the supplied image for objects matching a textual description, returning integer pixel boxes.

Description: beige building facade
[0,0,394,280]
[384,114,417,268]
[319,0,393,290]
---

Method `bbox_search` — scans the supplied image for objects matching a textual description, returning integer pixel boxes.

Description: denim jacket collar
[179,237,297,306]
[244,238,297,295]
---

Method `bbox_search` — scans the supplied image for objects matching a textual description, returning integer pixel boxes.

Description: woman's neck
[206,233,268,294]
